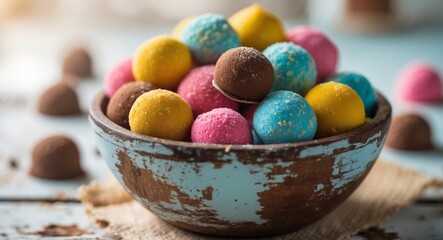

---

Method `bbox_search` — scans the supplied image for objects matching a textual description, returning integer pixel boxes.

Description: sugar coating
[263,42,317,96]
[104,57,134,98]
[328,72,376,116]
[286,26,339,84]
[177,65,238,117]
[253,90,317,144]
[305,82,365,138]
[396,62,442,103]
[132,35,192,90]
[180,14,240,65]
[129,89,193,141]
[229,4,285,51]
[191,108,251,144]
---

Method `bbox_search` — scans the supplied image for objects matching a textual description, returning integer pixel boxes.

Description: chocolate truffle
[30,135,84,180]
[62,47,93,78]
[386,113,433,151]
[38,82,81,116]
[106,81,157,129]
[213,47,274,103]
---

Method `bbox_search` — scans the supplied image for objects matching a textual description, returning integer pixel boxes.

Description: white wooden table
[0,18,442,239]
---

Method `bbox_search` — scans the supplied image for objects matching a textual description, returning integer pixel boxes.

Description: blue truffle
[263,42,317,96]
[180,14,240,65]
[253,90,317,144]
[328,72,377,116]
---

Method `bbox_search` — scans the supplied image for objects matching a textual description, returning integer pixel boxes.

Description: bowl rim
[89,91,391,150]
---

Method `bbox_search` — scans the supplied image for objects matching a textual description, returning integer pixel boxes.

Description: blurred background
[1,0,443,94]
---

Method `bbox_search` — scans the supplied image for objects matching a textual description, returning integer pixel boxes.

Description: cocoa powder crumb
[9,157,18,169]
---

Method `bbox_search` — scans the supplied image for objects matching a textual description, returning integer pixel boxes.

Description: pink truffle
[177,65,239,117]
[191,108,252,144]
[104,57,135,98]
[396,62,442,103]
[286,26,339,84]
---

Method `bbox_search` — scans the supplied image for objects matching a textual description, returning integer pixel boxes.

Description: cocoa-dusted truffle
[213,47,274,103]
[386,113,433,151]
[30,135,84,180]
[38,82,81,116]
[62,47,93,78]
[106,81,157,129]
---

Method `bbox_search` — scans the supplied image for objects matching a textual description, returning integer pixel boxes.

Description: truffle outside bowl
[89,92,391,237]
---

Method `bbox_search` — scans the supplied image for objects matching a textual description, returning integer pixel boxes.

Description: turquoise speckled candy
[253,90,317,144]
[180,14,240,65]
[328,72,377,116]
[263,42,317,96]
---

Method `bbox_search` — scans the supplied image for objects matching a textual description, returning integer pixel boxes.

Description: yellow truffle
[229,4,285,51]
[129,89,193,141]
[172,16,195,39]
[132,35,192,90]
[305,82,366,138]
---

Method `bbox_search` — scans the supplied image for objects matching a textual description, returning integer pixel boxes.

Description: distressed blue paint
[330,132,385,191]
[299,130,383,159]
[330,140,381,191]
[315,183,325,192]
[89,114,386,228]
[130,150,296,225]
[298,139,350,158]
[129,138,174,157]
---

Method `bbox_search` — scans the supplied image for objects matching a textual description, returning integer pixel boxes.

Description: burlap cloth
[79,160,442,240]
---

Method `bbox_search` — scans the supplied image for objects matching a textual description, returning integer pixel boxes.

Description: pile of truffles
[104,4,380,145]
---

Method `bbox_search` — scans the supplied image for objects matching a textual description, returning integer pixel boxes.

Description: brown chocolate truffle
[106,81,157,129]
[38,82,81,116]
[30,135,84,180]
[386,113,433,151]
[62,47,93,78]
[214,47,274,103]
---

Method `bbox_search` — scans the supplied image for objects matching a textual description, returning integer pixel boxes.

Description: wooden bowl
[89,92,391,237]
